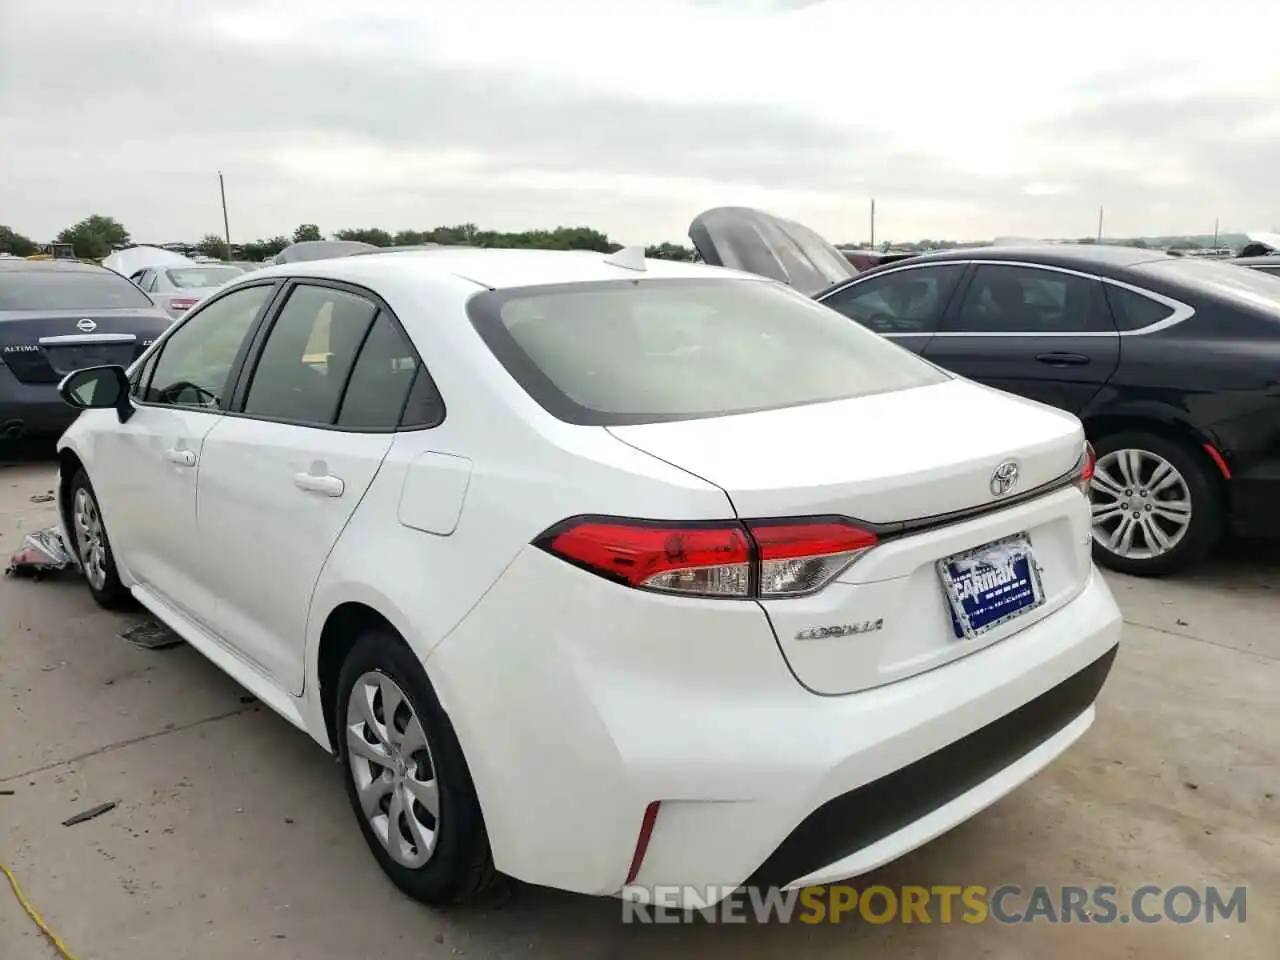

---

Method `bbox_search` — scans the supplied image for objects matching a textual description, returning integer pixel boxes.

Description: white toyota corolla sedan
[54,243,1122,907]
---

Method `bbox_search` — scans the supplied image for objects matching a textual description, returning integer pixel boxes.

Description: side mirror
[58,365,135,423]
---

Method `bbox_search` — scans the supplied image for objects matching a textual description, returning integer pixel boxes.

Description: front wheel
[1088,431,1224,576]
[67,469,132,609]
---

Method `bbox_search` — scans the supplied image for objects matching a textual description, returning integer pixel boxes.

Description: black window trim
[131,278,286,414]
[223,276,445,434]
[820,259,1195,339]
[818,261,968,338]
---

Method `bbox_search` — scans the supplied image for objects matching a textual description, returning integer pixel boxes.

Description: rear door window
[467,277,949,426]
[948,264,1109,334]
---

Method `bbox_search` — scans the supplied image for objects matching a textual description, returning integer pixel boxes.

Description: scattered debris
[1176,618,1190,627]
[61,801,118,827]
[29,493,55,504]
[1184,781,1199,791]
[119,620,184,651]
[5,525,78,580]
[0,789,15,796]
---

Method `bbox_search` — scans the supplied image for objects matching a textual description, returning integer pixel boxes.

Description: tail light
[1076,442,1095,497]
[169,297,199,312]
[535,515,877,599]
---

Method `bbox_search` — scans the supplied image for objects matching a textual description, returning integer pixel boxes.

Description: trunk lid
[0,310,171,384]
[608,379,1094,694]
[688,206,858,296]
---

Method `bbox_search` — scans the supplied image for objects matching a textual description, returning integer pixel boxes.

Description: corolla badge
[990,459,1020,497]
[795,619,884,641]
[76,318,97,332]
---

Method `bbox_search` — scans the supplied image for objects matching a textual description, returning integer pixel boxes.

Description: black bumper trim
[747,644,1118,889]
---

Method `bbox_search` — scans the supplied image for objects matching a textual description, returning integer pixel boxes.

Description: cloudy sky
[2,0,1278,247]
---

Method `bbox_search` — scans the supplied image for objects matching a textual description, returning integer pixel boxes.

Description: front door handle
[166,448,196,467]
[1035,352,1091,367]
[294,473,345,497]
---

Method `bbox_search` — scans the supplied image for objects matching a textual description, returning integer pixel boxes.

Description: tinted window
[144,284,272,408]
[165,266,243,289]
[335,313,424,430]
[468,278,949,426]
[1255,266,1280,278]
[954,265,1098,333]
[0,268,154,310]
[243,284,376,424]
[822,265,965,334]
[1104,285,1175,331]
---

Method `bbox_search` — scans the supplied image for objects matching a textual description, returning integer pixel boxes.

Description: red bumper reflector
[625,801,661,885]
[1203,443,1232,480]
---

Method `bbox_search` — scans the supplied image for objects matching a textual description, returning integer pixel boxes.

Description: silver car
[128,264,246,319]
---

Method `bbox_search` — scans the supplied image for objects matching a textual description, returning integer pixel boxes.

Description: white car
[128,263,247,319]
[53,240,1122,907]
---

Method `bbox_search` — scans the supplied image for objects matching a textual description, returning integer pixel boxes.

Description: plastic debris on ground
[4,525,78,580]
[119,619,185,651]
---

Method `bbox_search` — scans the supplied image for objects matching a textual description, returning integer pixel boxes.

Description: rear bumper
[0,363,77,436]
[1228,459,1280,539]
[429,549,1123,901]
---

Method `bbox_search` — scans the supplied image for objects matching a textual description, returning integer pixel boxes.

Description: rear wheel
[1088,431,1224,576]
[336,628,498,904]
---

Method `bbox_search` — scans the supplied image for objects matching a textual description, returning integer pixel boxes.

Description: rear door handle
[166,448,196,467]
[1035,352,1091,367]
[294,473,345,497]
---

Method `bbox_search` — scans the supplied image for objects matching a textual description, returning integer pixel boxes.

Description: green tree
[293,223,323,243]
[56,214,131,260]
[1129,238,1149,248]
[333,227,394,246]
[0,225,39,257]
[645,242,695,261]
[196,234,230,259]
[392,230,428,246]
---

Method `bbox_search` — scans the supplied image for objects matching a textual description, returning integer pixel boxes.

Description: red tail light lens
[536,516,878,599]
[747,519,878,597]
[538,519,752,597]
[169,297,199,311]
[1077,442,1095,496]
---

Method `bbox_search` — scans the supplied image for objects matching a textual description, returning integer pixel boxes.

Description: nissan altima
[53,246,1122,906]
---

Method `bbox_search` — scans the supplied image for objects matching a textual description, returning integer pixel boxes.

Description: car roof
[0,258,113,274]
[886,243,1172,271]
[245,246,761,291]
[1234,255,1280,266]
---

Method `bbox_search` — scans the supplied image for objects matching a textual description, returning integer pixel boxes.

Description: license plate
[44,346,130,374]
[938,533,1044,639]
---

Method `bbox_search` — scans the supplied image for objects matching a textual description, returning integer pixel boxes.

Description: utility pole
[1096,206,1104,243]
[218,171,232,259]
[1213,217,1219,247]
[869,198,876,250]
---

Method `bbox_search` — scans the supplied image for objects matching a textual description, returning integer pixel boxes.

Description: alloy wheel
[345,671,440,869]
[73,487,109,590]
[1090,448,1192,560]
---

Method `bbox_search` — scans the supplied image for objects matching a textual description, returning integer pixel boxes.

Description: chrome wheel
[345,671,440,869]
[73,487,108,590]
[1090,448,1192,560]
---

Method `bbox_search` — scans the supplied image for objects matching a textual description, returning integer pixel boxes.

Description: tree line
[0,216,699,263]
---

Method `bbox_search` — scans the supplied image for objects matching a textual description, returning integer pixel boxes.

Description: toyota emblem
[76,318,97,332]
[990,460,1020,497]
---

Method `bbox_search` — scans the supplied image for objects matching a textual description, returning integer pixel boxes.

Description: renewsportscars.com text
[620,884,1248,925]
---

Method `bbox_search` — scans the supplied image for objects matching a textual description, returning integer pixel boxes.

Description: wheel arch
[56,447,86,535]
[1081,409,1231,492]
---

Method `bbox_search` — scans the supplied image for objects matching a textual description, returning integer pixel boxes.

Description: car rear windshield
[165,266,243,288]
[467,277,949,425]
[1135,258,1280,315]
[0,269,154,310]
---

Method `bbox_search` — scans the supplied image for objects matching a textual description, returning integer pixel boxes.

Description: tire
[66,468,133,609]
[335,628,498,905]
[1088,430,1224,577]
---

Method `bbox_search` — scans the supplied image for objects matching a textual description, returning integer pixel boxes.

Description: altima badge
[795,619,884,640]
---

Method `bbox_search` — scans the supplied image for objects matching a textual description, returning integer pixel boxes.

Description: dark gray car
[0,260,172,440]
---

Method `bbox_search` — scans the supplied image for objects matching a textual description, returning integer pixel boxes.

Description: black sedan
[814,245,1280,576]
[0,259,172,441]
[687,209,1280,576]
